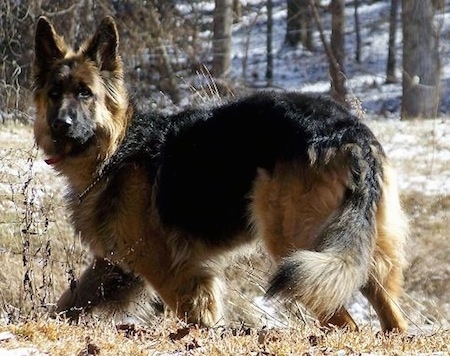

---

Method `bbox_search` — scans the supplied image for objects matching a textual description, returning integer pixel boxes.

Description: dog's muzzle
[51,114,73,136]
[49,110,96,156]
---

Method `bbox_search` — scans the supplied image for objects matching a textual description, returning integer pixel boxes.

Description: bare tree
[401,0,441,119]
[386,0,399,83]
[233,0,242,23]
[1,0,199,116]
[310,0,347,105]
[266,0,274,83]
[285,0,314,51]
[286,0,301,46]
[146,7,181,104]
[330,0,346,104]
[212,0,233,78]
[353,0,361,63]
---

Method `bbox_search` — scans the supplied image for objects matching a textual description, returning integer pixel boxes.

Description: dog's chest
[70,167,153,258]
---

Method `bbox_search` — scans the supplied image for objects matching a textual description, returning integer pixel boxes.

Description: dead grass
[402,192,450,326]
[0,124,88,321]
[0,319,449,355]
[0,119,449,354]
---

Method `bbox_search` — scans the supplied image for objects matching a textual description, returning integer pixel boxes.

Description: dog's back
[155,91,381,239]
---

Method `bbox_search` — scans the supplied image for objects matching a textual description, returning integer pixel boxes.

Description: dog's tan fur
[33,16,409,332]
[252,160,408,330]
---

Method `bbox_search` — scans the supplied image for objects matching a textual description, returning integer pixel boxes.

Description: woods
[0,0,446,120]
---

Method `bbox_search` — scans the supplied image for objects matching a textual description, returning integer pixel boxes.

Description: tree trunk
[286,0,314,50]
[354,0,361,63]
[286,0,301,46]
[212,0,233,78]
[148,7,181,104]
[386,0,399,83]
[233,0,242,23]
[401,0,441,119]
[301,0,314,51]
[330,0,347,104]
[266,0,273,83]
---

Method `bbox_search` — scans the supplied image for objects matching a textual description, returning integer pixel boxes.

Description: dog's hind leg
[251,163,360,329]
[320,307,358,331]
[361,244,408,331]
[361,275,406,332]
[362,163,408,332]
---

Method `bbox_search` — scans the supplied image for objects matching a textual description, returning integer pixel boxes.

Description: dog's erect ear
[83,17,121,73]
[34,16,66,70]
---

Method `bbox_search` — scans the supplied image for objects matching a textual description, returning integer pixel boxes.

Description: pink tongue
[45,156,62,165]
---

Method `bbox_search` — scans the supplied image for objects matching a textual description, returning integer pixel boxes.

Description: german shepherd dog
[33,16,408,332]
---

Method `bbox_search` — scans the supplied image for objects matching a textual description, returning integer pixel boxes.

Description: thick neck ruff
[78,167,109,203]
[77,111,167,203]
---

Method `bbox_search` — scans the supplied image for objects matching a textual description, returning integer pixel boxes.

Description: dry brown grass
[0,124,88,322]
[0,119,449,354]
[1,319,450,355]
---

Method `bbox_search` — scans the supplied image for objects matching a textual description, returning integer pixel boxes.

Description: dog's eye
[49,87,61,100]
[78,86,93,99]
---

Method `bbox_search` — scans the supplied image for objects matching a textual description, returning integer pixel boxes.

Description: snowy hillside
[181,0,450,115]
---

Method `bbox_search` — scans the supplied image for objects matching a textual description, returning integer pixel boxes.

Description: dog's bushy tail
[266,143,383,319]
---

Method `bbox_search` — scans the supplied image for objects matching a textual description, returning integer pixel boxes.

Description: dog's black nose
[52,115,73,134]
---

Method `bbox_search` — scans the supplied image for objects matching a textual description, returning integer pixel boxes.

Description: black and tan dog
[33,16,408,332]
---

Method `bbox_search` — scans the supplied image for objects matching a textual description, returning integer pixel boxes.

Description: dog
[33,16,408,332]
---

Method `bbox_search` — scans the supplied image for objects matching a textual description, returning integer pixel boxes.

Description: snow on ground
[227,0,450,114]
[253,293,380,329]
[369,118,450,196]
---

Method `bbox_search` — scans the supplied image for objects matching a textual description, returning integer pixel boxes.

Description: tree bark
[148,7,181,104]
[354,0,361,63]
[329,0,347,104]
[286,0,301,46]
[233,0,242,23]
[286,0,314,50]
[309,0,347,106]
[401,0,441,119]
[266,0,274,83]
[212,0,233,78]
[386,0,399,83]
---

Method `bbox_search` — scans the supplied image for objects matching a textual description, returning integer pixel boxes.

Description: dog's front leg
[153,263,225,327]
[55,257,142,321]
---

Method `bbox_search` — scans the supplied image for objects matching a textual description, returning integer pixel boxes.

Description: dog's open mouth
[44,135,96,165]
[44,137,72,165]
[44,135,95,166]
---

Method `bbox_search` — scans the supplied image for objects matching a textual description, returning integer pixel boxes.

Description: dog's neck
[77,161,110,203]
[77,104,135,203]
[76,105,165,204]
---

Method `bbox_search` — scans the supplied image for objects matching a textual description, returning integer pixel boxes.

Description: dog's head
[33,16,128,166]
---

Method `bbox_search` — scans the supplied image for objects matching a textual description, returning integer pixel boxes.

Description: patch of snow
[0,332,15,342]
[253,296,288,328]
[0,348,47,356]
[253,293,381,329]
